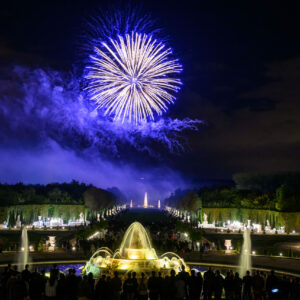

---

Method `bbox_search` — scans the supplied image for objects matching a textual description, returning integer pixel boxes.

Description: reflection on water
[0,262,226,277]
[38,264,84,276]
[30,263,207,277]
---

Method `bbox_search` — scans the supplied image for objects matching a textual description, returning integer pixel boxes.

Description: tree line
[165,172,300,212]
[0,180,125,210]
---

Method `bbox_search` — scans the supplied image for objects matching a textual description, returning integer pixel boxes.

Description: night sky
[1,0,300,199]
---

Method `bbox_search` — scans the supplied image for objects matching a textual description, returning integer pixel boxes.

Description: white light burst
[86,32,182,123]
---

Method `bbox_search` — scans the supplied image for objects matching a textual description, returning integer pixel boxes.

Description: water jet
[239,228,252,276]
[18,227,29,270]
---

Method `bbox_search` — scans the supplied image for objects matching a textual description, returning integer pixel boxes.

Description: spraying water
[19,227,29,270]
[144,192,148,208]
[239,228,252,276]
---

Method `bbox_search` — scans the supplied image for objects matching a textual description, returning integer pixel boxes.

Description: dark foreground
[1,263,300,300]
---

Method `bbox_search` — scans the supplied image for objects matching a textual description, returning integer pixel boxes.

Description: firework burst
[86,32,182,123]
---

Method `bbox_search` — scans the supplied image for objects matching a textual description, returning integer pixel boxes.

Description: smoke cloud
[0,65,198,201]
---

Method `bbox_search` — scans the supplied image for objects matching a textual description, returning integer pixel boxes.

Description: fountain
[130,200,133,208]
[19,227,29,270]
[144,192,148,208]
[239,228,252,276]
[158,200,161,209]
[83,222,189,278]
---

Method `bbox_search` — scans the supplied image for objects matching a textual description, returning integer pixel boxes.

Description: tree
[48,188,63,203]
[165,190,202,212]
[275,184,299,211]
[83,187,117,210]
[38,239,44,252]
[189,229,203,242]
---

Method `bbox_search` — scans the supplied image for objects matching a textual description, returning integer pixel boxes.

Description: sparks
[85,32,182,123]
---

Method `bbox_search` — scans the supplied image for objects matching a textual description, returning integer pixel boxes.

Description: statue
[265,220,271,232]
[16,215,21,228]
[203,213,208,225]
[224,240,232,254]
[47,236,56,252]
[79,212,84,223]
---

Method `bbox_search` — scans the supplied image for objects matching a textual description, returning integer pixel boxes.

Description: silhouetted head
[191,270,195,276]
[246,271,250,276]
[216,270,220,275]
[141,272,145,278]
[114,271,119,277]
[170,269,176,277]
[132,272,136,278]
[152,271,155,277]
[102,274,106,280]
[25,264,29,270]
[235,272,239,278]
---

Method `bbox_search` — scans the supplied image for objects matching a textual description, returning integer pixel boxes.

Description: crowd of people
[78,213,198,260]
[1,263,300,300]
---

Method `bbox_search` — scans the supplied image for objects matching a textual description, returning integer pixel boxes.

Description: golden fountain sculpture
[83,222,189,277]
